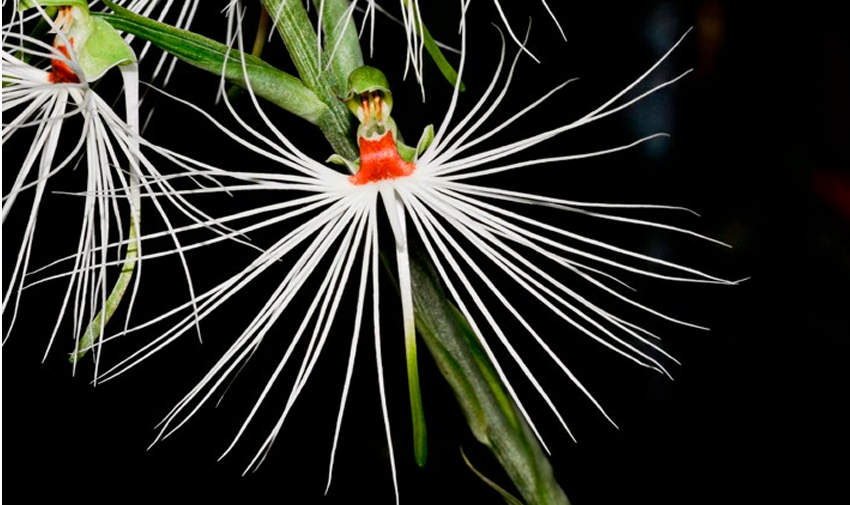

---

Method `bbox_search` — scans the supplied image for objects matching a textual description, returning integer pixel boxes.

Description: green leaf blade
[95,6,328,125]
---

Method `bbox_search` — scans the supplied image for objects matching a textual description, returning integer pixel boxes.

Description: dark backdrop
[3,2,847,504]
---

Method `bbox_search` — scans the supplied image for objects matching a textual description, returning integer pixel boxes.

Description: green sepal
[397,124,433,163]
[397,142,417,164]
[415,124,435,157]
[96,1,328,125]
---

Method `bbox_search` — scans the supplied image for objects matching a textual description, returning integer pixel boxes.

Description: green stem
[261,0,357,159]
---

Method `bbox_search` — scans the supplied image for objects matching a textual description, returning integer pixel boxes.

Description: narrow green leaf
[95,3,328,125]
[404,0,465,91]
[407,244,570,505]
[420,19,465,92]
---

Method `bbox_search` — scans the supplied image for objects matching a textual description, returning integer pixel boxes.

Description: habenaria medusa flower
[1,3,212,377]
[89,9,736,502]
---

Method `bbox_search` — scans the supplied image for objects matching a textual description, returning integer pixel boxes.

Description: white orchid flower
[1,4,212,377]
[85,6,736,502]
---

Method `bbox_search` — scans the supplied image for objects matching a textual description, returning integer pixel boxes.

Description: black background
[3,2,848,504]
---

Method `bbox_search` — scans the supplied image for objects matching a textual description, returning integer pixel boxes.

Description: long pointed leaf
[96,3,327,125]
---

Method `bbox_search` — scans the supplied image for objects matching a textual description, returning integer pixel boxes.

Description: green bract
[78,16,136,81]
[20,1,135,82]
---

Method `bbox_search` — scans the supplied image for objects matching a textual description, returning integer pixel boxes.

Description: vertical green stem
[261,0,357,159]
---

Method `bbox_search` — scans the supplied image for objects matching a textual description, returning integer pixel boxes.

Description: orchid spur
[80,4,736,502]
